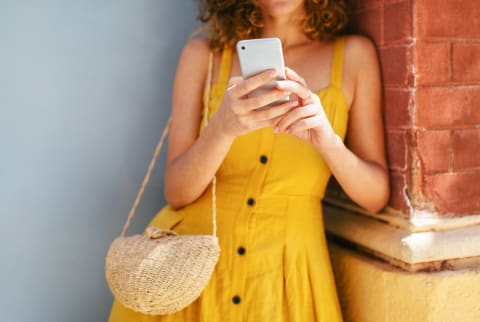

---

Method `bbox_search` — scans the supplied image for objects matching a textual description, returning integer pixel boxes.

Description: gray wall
[0,1,198,321]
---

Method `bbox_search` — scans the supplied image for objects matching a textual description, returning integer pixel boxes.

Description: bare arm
[164,39,233,209]
[165,39,294,209]
[317,36,389,212]
[275,36,390,213]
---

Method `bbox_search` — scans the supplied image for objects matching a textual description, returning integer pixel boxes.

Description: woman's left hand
[274,67,337,153]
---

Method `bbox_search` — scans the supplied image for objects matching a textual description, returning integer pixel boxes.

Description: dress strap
[330,37,346,89]
[216,47,233,85]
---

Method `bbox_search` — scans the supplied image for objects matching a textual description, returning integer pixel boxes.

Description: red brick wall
[348,0,480,216]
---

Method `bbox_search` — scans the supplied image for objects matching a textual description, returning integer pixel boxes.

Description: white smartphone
[236,37,289,108]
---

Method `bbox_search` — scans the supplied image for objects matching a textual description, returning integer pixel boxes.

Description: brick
[452,43,480,83]
[388,171,410,214]
[384,88,411,128]
[416,130,451,174]
[453,129,480,170]
[348,7,382,45]
[417,0,480,40]
[379,46,411,86]
[415,42,451,85]
[386,130,408,171]
[384,0,413,44]
[415,86,480,128]
[425,172,480,215]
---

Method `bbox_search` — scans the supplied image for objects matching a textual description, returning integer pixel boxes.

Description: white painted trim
[324,197,480,233]
[323,203,480,266]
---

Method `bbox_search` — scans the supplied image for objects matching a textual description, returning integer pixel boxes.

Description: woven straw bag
[105,53,220,315]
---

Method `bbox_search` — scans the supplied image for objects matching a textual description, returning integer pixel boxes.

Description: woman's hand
[213,69,298,138]
[273,67,337,152]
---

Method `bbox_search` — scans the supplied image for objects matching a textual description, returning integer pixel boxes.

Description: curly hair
[196,0,348,50]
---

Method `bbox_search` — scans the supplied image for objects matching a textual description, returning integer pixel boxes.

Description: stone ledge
[323,202,480,272]
[328,242,480,322]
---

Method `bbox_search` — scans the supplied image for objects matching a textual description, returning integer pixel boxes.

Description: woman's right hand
[213,70,298,138]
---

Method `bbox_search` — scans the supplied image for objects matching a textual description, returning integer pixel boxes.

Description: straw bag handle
[120,51,217,238]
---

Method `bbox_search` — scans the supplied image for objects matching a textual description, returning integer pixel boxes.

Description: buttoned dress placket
[228,127,275,322]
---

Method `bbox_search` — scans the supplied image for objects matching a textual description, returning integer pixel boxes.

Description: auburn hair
[196,0,348,50]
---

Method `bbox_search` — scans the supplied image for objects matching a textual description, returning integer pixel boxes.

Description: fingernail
[269,70,277,78]
[290,100,298,107]
[274,126,279,133]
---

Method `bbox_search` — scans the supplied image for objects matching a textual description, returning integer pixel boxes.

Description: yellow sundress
[108,37,348,322]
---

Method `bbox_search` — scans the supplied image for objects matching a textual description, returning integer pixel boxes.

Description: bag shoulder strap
[120,51,216,237]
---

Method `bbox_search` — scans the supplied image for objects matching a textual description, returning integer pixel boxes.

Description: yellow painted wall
[328,242,480,322]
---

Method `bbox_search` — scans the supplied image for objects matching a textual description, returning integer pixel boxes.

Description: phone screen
[236,38,289,108]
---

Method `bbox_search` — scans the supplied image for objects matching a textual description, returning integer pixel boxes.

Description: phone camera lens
[241,46,246,50]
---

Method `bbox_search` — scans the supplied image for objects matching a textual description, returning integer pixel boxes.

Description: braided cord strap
[120,119,170,237]
[202,51,217,238]
[120,52,217,237]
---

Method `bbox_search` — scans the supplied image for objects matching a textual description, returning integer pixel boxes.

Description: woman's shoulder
[343,34,377,56]
[180,37,211,64]
[174,37,212,88]
[342,34,378,64]
[184,37,210,53]
[341,34,380,84]
[332,35,380,109]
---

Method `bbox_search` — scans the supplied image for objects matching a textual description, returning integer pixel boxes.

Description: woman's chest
[228,42,335,93]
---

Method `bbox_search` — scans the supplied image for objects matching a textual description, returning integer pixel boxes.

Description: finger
[230,69,277,98]
[285,67,307,86]
[254,115,286,130]
[276,80,312,101]
[253,99,299,121]
[235,112,284,132]
[242,89,291,112]
[286,117,318,134]
[275,104,318,132]
[302,91,319,106]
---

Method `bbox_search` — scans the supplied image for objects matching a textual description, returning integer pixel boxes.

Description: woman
[109,0,389,321]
